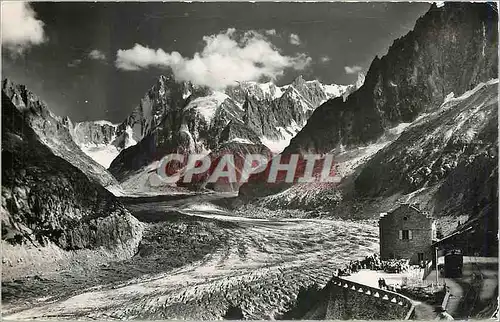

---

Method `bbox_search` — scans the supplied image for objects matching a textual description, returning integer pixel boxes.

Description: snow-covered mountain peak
[290,74,306,88]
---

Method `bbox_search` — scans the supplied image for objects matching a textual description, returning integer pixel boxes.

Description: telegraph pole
[435,246,439,285]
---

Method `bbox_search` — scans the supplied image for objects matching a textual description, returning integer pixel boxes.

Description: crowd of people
[336,254,382,276]
[335,254,410,277]
[381,259,410,273]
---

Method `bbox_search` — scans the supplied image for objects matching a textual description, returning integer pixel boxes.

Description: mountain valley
[1,2,498,320]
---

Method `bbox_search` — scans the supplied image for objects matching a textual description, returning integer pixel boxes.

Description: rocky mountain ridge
[1,79,122,193]
[66,75,354,178]
[254,80,497,219]
[238,2,498,233]
[285,2,497,154]
[1,91,143,280]
[103,75,354,193]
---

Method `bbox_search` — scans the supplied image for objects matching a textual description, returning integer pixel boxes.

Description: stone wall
[380,205,433,264]
[324,276,414,320]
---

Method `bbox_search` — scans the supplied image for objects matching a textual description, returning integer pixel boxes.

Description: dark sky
[2,2,431,123]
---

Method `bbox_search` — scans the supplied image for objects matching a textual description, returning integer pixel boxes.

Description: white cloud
[88,49,106,60]
[1,1,45,54]
[265,29,277,36]
[320,56,331,63]
[68,58,82,68]
[115,28,312,89]
[289,33,301,46]
[344,65,363,74]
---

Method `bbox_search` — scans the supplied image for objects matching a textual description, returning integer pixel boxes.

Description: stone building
[379,204,436,264]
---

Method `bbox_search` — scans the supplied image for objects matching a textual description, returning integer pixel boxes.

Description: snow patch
[482,22,486,57]
[92,120,118,127]
[105,184,126,197]
[387,122,411,136]
[322,84,349,98]
[259,82,283,100]
[260,137,288,154]
[80,145,120,168]
[183,88,192,100]
[260,121,303,153]
[185,91,230,123]
[182,203,227,214]
[229,137,255,145]
[441,79,498,109]
[444,92,455,104]
[124,126,137,149]
[333,122,413,177]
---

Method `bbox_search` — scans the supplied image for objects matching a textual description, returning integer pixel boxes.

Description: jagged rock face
[349,82,498,248]
[109,89,238,181]
[184,95,244,151]
[67,78,209,169]
[226,82,276,103]
[354,81,498,199]
[340,72,366,101]
[2,79,120,189]
[70,121,121,169]
[219,120,262,145]
[242,97,280,138]
[352,80,498,222]
[181,142,273,192]
[286,3,498,154]
[61,115,73,130]
[246,80,498,233]
[109,76,349,192]
[239,3,499,232]
[112,75,205,149]
[1,92,142,251]
[72,121,117,146]
[288,76,327,107]
[229,77,347,142]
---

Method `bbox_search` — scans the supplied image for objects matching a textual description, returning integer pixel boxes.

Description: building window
[399,229,412,240]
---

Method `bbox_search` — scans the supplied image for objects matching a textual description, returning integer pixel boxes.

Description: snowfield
[79,144,121,169]
[185,91,231,124]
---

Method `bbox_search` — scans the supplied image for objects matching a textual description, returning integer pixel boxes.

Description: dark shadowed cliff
[1,92,143,279]
[285,3,497,154]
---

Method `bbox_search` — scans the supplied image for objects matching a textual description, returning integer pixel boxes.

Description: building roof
[431,210,491,246]
[379,203,433,221]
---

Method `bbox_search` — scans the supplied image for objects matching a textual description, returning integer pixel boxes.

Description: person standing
[434,307,454,320]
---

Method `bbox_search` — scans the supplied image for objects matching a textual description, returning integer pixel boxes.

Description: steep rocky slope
[286,2,497,154]
[247,79,498,232]
[239,3,498,231]
[354,80,498,203]
[1,92,143,280]
[107,75,351,193]
[2,79,122,191]
[69,120,121,168]
[71,120,117,146]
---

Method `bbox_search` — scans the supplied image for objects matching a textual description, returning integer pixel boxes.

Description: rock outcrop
[107,75,349,193]
[285,3,498,154]
[1,91,143,279]
[2,79,121,190]
[72,121,118,146]
[239,3,498,232]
